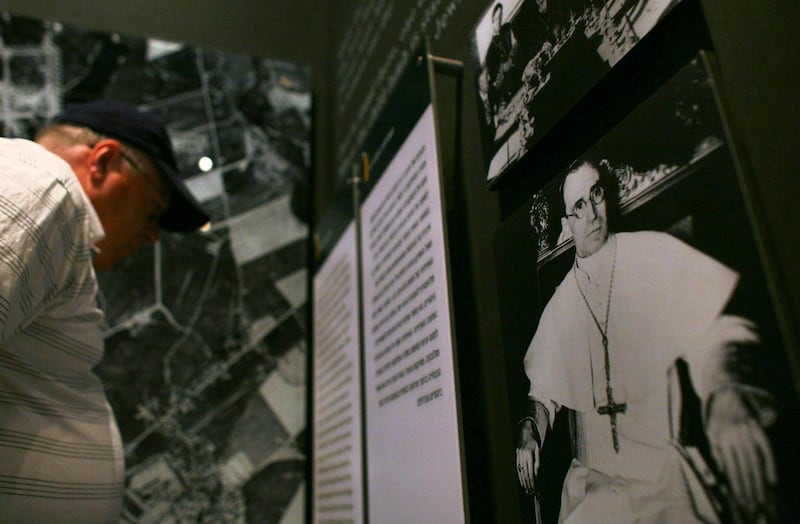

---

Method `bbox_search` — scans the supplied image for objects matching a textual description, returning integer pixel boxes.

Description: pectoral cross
[597,382,626,453]
[574,236,623,453]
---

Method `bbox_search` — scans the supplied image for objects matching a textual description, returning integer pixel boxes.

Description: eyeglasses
[565,183,604,219]
[119,149,170,220]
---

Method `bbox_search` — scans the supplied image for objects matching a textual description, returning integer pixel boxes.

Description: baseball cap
[51,99,210,232]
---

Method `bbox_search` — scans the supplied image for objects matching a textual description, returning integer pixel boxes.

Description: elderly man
[516,158,777,523]
[0,100,208,521]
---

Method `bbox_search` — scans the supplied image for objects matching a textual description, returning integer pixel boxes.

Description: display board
[311,190,364,524]
[360,105,465,524]
[311,50,468,523]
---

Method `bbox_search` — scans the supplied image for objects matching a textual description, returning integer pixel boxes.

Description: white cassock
[524,231,769,523]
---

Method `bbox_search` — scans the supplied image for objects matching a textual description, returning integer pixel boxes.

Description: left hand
[706,388,777,521]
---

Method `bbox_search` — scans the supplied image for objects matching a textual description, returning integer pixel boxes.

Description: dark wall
[0,0,798,521]
[699,0,800,361]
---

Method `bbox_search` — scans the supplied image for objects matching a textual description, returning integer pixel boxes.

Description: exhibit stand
[310,47,468,524]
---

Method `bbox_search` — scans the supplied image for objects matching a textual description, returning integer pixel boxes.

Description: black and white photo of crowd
[472,0,683,184]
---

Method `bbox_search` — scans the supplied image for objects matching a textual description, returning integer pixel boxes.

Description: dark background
[0,0,798,522]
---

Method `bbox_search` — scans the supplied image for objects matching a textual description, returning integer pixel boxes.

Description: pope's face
[563,163,609,258]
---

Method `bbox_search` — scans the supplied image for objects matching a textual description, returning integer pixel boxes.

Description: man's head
[37,100,209,270]
[536,0,548,15]
[492,3,503,33]
[561,159,612,258]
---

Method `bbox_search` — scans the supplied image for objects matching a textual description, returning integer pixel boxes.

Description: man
[0,99,208,521]
[516,158,777,522]
[485,2,520,119]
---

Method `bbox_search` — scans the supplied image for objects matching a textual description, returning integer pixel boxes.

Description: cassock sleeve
[635,232,774,424]
[523,278,596,425]
[523,303,561,429]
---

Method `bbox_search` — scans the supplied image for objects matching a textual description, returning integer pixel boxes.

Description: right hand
[516,419,540,495]
[707,388,778,522]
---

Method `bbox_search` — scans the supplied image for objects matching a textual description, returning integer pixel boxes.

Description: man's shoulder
[0,138,88,227]
[0,138,75,186]
[0,137,47,157]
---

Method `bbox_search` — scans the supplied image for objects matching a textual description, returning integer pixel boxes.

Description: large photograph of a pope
[493,54,800,523]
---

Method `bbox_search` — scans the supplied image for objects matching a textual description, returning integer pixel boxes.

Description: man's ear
[87,139,122,184]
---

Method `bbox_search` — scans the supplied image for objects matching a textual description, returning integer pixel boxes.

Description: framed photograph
[471,0,684,186]
[492,52,800,523]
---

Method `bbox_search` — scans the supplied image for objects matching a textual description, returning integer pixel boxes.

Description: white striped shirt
[0,138,123,523]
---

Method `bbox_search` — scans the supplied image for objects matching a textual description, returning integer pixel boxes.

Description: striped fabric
[0,139,123,523]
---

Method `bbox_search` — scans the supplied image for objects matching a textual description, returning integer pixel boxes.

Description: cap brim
[155,159,210,232]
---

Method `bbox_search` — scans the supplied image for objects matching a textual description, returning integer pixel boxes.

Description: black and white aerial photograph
[0,11,311,523]
[492,53,800,523]
[472,0,683,185]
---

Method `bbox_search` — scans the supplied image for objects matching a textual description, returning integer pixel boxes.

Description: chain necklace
[573,235,626,452]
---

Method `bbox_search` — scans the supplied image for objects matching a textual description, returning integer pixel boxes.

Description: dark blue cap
[52,99,209,232]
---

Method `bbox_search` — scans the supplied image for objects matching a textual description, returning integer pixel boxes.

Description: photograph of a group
[472,0,683,185]
[492,53,800,523]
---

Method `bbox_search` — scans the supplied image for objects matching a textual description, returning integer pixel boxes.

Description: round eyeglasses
[566,183,605,219]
